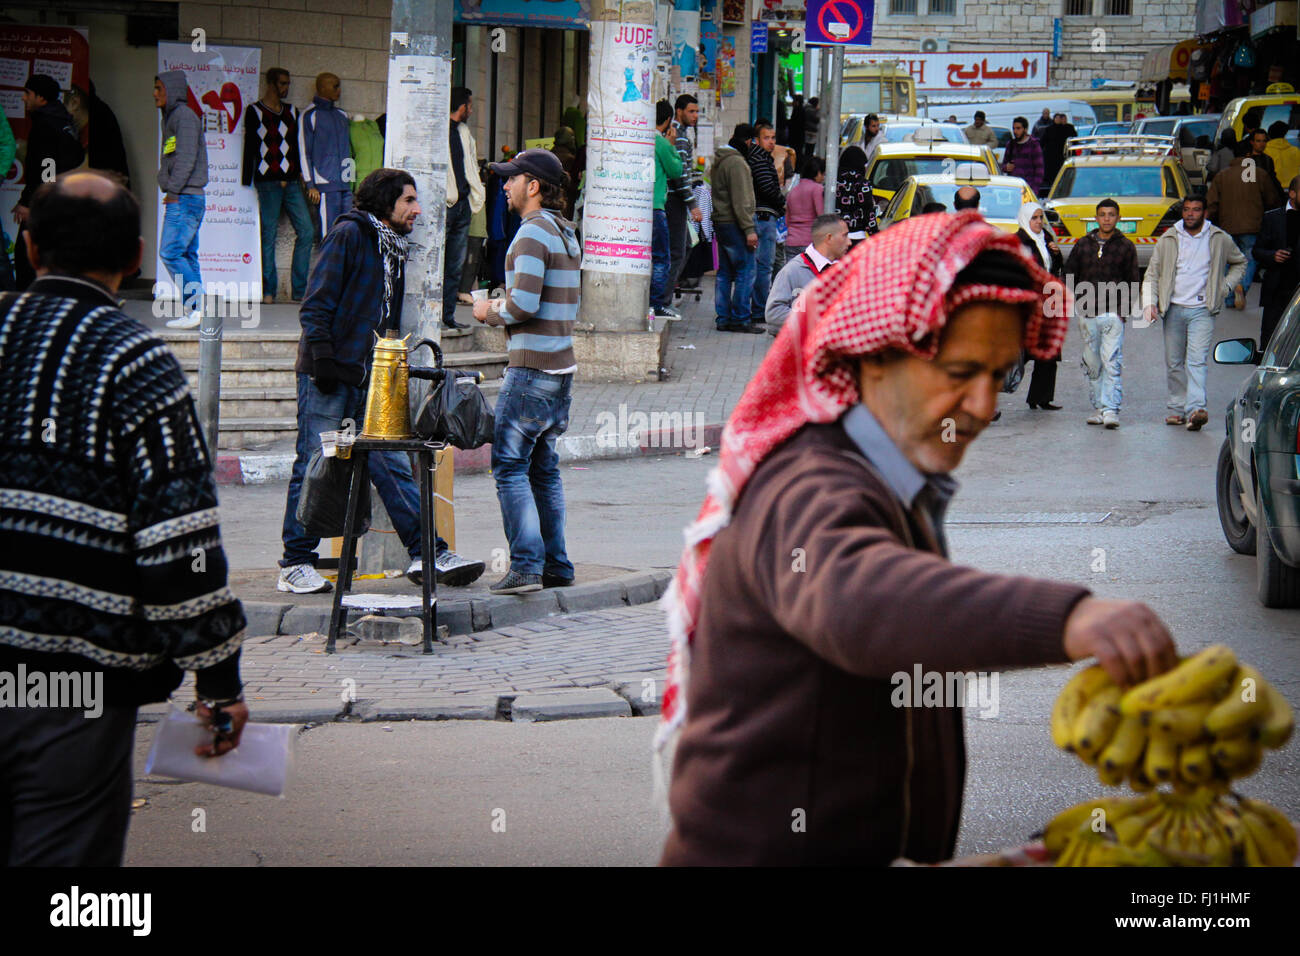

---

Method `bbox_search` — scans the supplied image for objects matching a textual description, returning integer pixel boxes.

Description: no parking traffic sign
[805,0,874,45]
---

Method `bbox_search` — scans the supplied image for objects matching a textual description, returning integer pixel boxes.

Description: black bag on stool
[296,449,372,537]
[415,374,495,449]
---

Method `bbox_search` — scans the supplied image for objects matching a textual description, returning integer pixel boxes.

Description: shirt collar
[28,274,121,307]
[840,403,958,511]
[803,244,832,271]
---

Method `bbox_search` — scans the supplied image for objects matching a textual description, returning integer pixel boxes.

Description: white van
[921,99,1098,131]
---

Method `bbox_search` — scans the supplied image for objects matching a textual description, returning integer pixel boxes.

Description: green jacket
[711,145,756,235]
[654,132,682,211]
[0,115,14,183]
[349,119,384,194]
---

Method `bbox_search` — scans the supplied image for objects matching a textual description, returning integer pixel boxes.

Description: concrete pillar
[580,0,656,336]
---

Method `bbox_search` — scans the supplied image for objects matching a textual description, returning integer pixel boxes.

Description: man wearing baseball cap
[473,148,581,594]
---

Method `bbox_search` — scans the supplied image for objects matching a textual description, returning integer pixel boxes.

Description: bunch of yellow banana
[1050,647,1294,791]
[1044,790,1298,867]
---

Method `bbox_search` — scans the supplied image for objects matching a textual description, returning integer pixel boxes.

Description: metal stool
[326,437,445,655]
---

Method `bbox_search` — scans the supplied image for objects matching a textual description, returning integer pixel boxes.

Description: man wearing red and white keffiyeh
[656,211,1179,866]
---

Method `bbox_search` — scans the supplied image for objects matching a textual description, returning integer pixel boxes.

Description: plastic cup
[319,430,339,457]
[336,430,354,460]
[470,288,489,303]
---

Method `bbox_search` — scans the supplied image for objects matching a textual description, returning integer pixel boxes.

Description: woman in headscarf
[1017,200,1064,410]
[654,212,1175,866]
[835,144,877,246]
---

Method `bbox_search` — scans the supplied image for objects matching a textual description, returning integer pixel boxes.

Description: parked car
[1132,114,1220,186]
[865,141,999,209]
[879,169,1035,232]
[1042,135,1190,267]
[1213,305,1300,608]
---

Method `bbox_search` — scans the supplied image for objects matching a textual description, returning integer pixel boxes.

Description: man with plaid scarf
[277,168,485,594]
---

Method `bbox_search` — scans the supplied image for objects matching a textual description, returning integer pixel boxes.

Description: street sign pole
[823,44,844,213]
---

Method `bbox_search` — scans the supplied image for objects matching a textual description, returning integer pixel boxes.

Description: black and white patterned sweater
[0,276,244,706]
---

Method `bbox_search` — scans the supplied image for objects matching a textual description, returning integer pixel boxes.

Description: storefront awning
[1140,38,1208,83]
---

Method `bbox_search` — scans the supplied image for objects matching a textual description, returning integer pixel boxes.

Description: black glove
[313,356,341,395]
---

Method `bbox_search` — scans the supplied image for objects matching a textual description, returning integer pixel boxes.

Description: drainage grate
[948,511,1112,525]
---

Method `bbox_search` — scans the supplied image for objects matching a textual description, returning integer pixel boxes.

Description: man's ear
[127,237,145,278]
[22,230,41,272]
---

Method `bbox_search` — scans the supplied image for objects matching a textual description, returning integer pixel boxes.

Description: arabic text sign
[805,0,873,45]
[155,42,262,300]
[845,51,1050,92]
[583,20,655,276]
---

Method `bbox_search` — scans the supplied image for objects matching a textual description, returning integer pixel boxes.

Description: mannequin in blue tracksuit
[298,72,353,237]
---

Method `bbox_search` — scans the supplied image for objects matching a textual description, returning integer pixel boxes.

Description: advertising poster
[582,20,655,276]
[0,25,90,259]
[718,37,737,97]
[155,42,261,301]
[672,0,701,81]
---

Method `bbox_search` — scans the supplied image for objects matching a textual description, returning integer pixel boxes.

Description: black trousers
[0,703,137,865]
[1026,358,1058,406]
[666,197,690,292]
[1261,285,1296,349]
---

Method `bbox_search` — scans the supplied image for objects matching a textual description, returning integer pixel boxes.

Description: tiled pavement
[154,603,672,724]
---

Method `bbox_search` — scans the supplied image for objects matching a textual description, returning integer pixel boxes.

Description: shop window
[889,0,919,14]
[1105,0,1131,14]
[1063,0,1093,15]
[930,0,956,13]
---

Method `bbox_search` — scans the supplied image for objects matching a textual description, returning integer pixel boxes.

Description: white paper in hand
[144,708,294,796]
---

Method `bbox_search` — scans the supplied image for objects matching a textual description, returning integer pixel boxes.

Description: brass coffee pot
[359,332,440,440]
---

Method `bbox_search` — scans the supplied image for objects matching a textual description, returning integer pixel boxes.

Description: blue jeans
[490,367,574,578]
[256,181,314,300]
[280,373,445,567]
[443,197,471,324]
[1163,303,1214,414]
[750,216,778,321]
[714,222,756,328]
[1227,234,1257,305]
[650,209,671,308]
[1079,312,1124,412]
[159,194,206,313]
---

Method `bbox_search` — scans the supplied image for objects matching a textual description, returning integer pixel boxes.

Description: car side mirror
[1213,338,1260,365]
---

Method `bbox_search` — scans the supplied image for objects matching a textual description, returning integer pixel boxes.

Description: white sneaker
[1102,410,1120,429]
[165,310,202,330]
[433,549,486,586]
[277,563,332,593]
[1086,411,1104,425]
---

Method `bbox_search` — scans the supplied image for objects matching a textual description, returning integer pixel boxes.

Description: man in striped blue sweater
[473,149,579,594]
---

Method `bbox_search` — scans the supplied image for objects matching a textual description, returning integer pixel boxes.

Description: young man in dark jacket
[154,69,209,329]
[1002,116,1045,195]
[1064,198,1140,429]
[10,74,85,289]
[0,172,248,865]
[278,168,485,594]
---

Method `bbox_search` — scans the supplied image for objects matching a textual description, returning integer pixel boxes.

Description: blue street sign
[1052,17,1062,59]
[805,0,874,46]
[751,21,768,54]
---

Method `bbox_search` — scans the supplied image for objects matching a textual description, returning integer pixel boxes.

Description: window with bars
[1105,0,1131,13]
[1063,0,1093,15]
[889,0,919,14]
[930,0,956,13]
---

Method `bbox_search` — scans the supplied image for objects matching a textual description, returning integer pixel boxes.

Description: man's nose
[962,375,1000,423]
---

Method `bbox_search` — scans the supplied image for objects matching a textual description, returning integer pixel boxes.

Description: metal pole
[823,45,844,213]
[818,46,830,159]
[197,300,222,458]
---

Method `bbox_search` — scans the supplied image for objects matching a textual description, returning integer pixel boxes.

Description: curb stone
[510,688,633,722]
[353,693,501,722]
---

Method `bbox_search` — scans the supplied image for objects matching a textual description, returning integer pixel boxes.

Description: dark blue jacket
[295,209,404,386]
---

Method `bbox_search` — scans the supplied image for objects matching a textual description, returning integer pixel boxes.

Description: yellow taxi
[879,169,1036,233]
[865,139,999,209]
[1041,135,1191,267]
[1213,91,1300,146]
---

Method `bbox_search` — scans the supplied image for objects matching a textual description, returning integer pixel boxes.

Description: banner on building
[845,50,1051,92]
[454,0,590,29]
[582,20,655,276]
[0,25,91,258]
[155,42,261,301]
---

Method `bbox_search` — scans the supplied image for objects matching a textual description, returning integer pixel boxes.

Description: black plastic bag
[295,449,371,537]
[1001,351,1026,394]
[415,374,496,449]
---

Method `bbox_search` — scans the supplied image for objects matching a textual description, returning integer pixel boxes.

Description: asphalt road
[123,299,1300,865]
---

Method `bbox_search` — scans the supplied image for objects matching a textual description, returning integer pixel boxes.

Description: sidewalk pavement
[126,281,771,483]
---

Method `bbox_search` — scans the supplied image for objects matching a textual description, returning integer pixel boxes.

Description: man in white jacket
[444,86,485,329]
[1141,193,1246,431]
